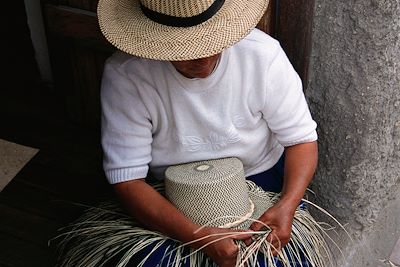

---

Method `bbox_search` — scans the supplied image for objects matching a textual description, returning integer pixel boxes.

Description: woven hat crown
[141,0,216,17]
[165,158,254,228]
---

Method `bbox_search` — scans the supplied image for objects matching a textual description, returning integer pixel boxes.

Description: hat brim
[97,0,270,61]
[191,180,278,230]
[237,181,279,229]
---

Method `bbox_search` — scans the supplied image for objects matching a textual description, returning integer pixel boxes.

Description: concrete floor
[0,139,38,191]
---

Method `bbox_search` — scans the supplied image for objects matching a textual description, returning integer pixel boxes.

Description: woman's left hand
[249,199,297,255]
[247,141,318,255]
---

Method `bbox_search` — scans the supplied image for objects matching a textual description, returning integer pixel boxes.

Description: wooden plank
[43,4,113,51]
[46,0,99,12]
[68,42,110,129]
[43,3,114,128]
[0,203,59,247]
[11,154,111,203]
[45,38,112,129]
[276,0,315,90]
[0,89,112,267]
[0,231,55,267]
[256,0,277,36]
[66,0,97,11]
[0,90,111,199]
[0,179,87,223]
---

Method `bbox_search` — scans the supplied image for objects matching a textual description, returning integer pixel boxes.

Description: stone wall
[306,0,400,266]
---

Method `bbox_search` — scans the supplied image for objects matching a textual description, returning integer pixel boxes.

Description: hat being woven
[97,0,270,60]
[165,157,272,229]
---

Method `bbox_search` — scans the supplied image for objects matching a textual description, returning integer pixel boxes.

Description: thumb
[250,220,268,232]
[230,230,254,241]
[267,229,281,256]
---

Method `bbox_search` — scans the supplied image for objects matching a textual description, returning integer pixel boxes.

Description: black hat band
[140,0,225,27]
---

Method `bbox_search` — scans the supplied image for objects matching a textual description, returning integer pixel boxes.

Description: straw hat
[97,0,270,60]
[165,157,274,229]
[52,157,341,267]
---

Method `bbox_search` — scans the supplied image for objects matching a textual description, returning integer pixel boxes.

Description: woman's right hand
[113,180,253,266]
[191,227,253,267]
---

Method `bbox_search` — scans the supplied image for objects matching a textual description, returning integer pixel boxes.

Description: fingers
[249,205,294,256]
[250,220,268,232]
[230,230,261,248]
[266,229,292,256]
[212,239,240,267]
[267,230,281,256]
[198,227,243,267]
[242,236,254,246]
[231,230,254,241]
[249,223,291,255]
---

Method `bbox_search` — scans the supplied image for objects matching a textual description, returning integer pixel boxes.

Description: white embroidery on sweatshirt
[173,127,241,152]
[232,115,246,128]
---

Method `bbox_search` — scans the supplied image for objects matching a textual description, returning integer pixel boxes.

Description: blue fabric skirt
[108,154,311,267]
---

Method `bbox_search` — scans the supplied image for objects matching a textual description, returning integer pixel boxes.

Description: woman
[98,0,318,266]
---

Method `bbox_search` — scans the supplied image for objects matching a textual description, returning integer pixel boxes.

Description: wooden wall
[41,0,111,130]
[5,1,41,93]
[277,0,315,92]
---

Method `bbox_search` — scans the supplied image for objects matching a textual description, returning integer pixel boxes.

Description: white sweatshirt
[100,29,318,184]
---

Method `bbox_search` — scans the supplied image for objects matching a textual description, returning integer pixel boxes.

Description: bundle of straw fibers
[51,158,347,267]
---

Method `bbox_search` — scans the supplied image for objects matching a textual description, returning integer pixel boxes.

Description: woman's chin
[183,70,212,79]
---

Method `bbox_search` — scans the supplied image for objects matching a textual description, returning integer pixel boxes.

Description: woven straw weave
[165,158,252,227]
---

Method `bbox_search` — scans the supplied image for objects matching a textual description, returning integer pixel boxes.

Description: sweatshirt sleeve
[100,58,153,184]
[262,46,318,147]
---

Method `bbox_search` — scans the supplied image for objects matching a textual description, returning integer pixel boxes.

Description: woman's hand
[248,141,317,255]
[249,200,297,255]
[113,180,249,266]
[191,227,253,267]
